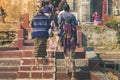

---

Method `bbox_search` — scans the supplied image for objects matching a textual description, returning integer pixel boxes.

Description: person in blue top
[43,2,51,17]
[57,3,78,79]
[58,3,78,42]
[31,7,51,58]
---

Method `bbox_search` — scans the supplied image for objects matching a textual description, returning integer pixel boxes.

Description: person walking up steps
[58,4,78,80]
[31,7,51,65]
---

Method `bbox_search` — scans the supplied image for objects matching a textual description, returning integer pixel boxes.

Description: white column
[80,0,91,22]
[106,0,108,15]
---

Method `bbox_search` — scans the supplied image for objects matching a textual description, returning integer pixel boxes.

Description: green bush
[117,31,120,44]
[105,19,119,30]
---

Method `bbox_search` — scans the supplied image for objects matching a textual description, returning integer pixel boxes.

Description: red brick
[21,46,34,50]
[56,73,70,79]
[17,29,24,38]
[43,66,54,71]
[0,67,18,72]
[17,39,24,48]
[0,51,21,58]
[31,72,42,78]
[91,74,100,80]
[0,60,20,66]
[43,72,53,78]
[17,72,29,78]
[47,51,55,57]
[21,59,35,65]
[47,59,55,65]
[36,58,44,64]
[22,51,34,57]
[20,66,31,71]
[76,47,84,52]
[23,13,29,27]
[0,73,17,79]
[21,58,43,65]
[32,66,42,71]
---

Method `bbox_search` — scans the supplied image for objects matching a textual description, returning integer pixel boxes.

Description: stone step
[0,72,17,79]
[20,46,34,50]
[0,66,19,72]
[19,57,55,77]
[20,58,55,66]
[0,58,20,66]
[55,51,85,59]
[16,79,54,80]
[91,71,111,80]
[0,51,21,58]
[0,47,19,51]
[24,40,34,46]
[56,59,89,73]
[19,65,55,72]
[18,58,55,79]
[0,79,16,80]
[17,71,55,79]
[23,40,50,46]
[56,71,90,80]
[56,66,89,73]
[56,59,87,67]
[99,54,120,59]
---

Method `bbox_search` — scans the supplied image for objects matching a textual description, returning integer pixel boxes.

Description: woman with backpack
[58,3,78,79]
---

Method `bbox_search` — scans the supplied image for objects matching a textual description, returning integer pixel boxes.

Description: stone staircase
[17,51,55,80]
[0,24,103,80]
[0,14,113,80]
[0,50,56,80]
[0,49,114,80]
[0,51,21,80]
[55,51,90,80]
[0,48,88,80]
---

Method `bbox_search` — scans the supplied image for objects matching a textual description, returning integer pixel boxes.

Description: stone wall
[81,24,118,51]
[0,0,35,22]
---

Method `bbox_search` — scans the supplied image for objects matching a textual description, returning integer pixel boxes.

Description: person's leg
[34,38,40,67]
[34,38,40,57]
[38,37,47,57]
[70,48,75,80]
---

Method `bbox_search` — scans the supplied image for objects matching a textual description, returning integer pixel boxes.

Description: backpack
[58,14,72,28]
[62,23,76,48]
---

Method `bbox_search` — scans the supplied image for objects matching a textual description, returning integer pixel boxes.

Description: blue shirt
[31,13,50,39]
[58,11,78,37]
[58,11,78,26]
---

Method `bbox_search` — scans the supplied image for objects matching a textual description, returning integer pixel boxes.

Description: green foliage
[93,25,101,33]
[105,18,120,45]
[117,31,120,44]
[105,19,119,30]
[0,40,3,45]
